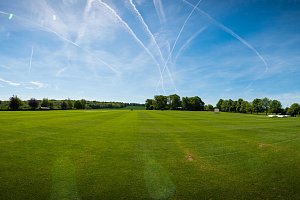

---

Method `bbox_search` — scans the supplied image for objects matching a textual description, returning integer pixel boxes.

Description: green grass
[0,110,299,200]
[120,105,145,110]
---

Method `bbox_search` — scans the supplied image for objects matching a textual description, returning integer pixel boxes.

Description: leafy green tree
[74,100,83,109]
[236,98,244,113]
[240,101,251,113]
[216,99,224,110]
[28,98,39,110]
[181,96,204,111]
[232,100,237,112]
[288,103,300,117]
[41,98,49,107]
[154,95,168,110]
[205,104,214,111]
[168,94,181,110]
[182,97,190,110]
[189,96,205,111]
[246,102,253,114]
[228,99,234,112]
[269,100,282,114]
[145,99,154,110]
[221,100,229,112]
[252,98,263,114]
[61,101,67,110]
[73,99,86,109]
[49,101,54,109]
[261,97,271,115]
[9,95,22,110]
[67,99,73,110]
[81,99,86,109]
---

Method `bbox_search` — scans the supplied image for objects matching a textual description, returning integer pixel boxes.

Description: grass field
[0,110,299,200]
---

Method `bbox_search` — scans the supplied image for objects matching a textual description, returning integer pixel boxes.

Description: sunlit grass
[0,110,299,199]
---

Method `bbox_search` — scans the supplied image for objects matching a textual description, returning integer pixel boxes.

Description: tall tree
[9,95,22,110]
[261,97,271,115]
[288,103,300,117]
[205,104,214,111]
[168,94,181,110]
[182,97,190,110]
[228,99,234,112]
[216,99,224,110]
[236,98,244,113]
[154,95,168,110]
[61,101,67,110]
[252,98,263,114]
[81,99,86,109]
[74,100,83,109]
[145,99,154,110]
[269,100,282,114]
[246,101,253,113]
[232,100,237,112]
[240,101,252,113]
[67,98,73,110]
[221,100,229,112]
[28,98,39,110]
[189,96,205,111]
[41,98,49,107]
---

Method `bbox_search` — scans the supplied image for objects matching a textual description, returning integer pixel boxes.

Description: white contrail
[29,46,34,73]
[43,26,120,74]
[153,0,166,24]
[174,26,207,63]
[157,0,204,91]
[95,0,166,93]
[0,10,119,74]
[183,0,268,73]
[127,0,174,93]
[0,11,10,15]
[127,0,165,63]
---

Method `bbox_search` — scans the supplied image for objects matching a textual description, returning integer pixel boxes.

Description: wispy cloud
[0,77,21,86]
[26,81,47,89]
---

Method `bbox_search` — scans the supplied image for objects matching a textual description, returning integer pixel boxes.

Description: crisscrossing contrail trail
[95,0,167,93]
[183,0,268,73]
[157,0,204,92]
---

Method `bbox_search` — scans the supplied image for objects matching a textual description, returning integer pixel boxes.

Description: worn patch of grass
[0,110,299,199]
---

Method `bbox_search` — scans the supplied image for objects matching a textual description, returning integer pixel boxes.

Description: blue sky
[0,0,300,106]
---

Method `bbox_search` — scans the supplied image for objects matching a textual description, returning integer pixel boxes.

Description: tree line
[216,98,300,117]
[0,95,143,111]
[145,94,300,117]
[145,94,206,111]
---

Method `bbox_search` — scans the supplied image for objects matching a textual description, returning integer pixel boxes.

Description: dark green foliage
[288,103,300,116]
[154,95,168,110]
[252,98,263,114]
[217,98,287,116]
[216,99,224,110]
[74,100,83,109]
[221,100,229,112]
[28,98,39,110]
[145,99,155,110]
[9,95,22,110]
[205,104,214,111]
[262,97,271,115]
[61,101,67,110]
[269,100,282,114]
[168,94,181,110]
[41,98,49,107]
[67,99,73,110]
[74,99,86,109]
[236,98,244,113]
